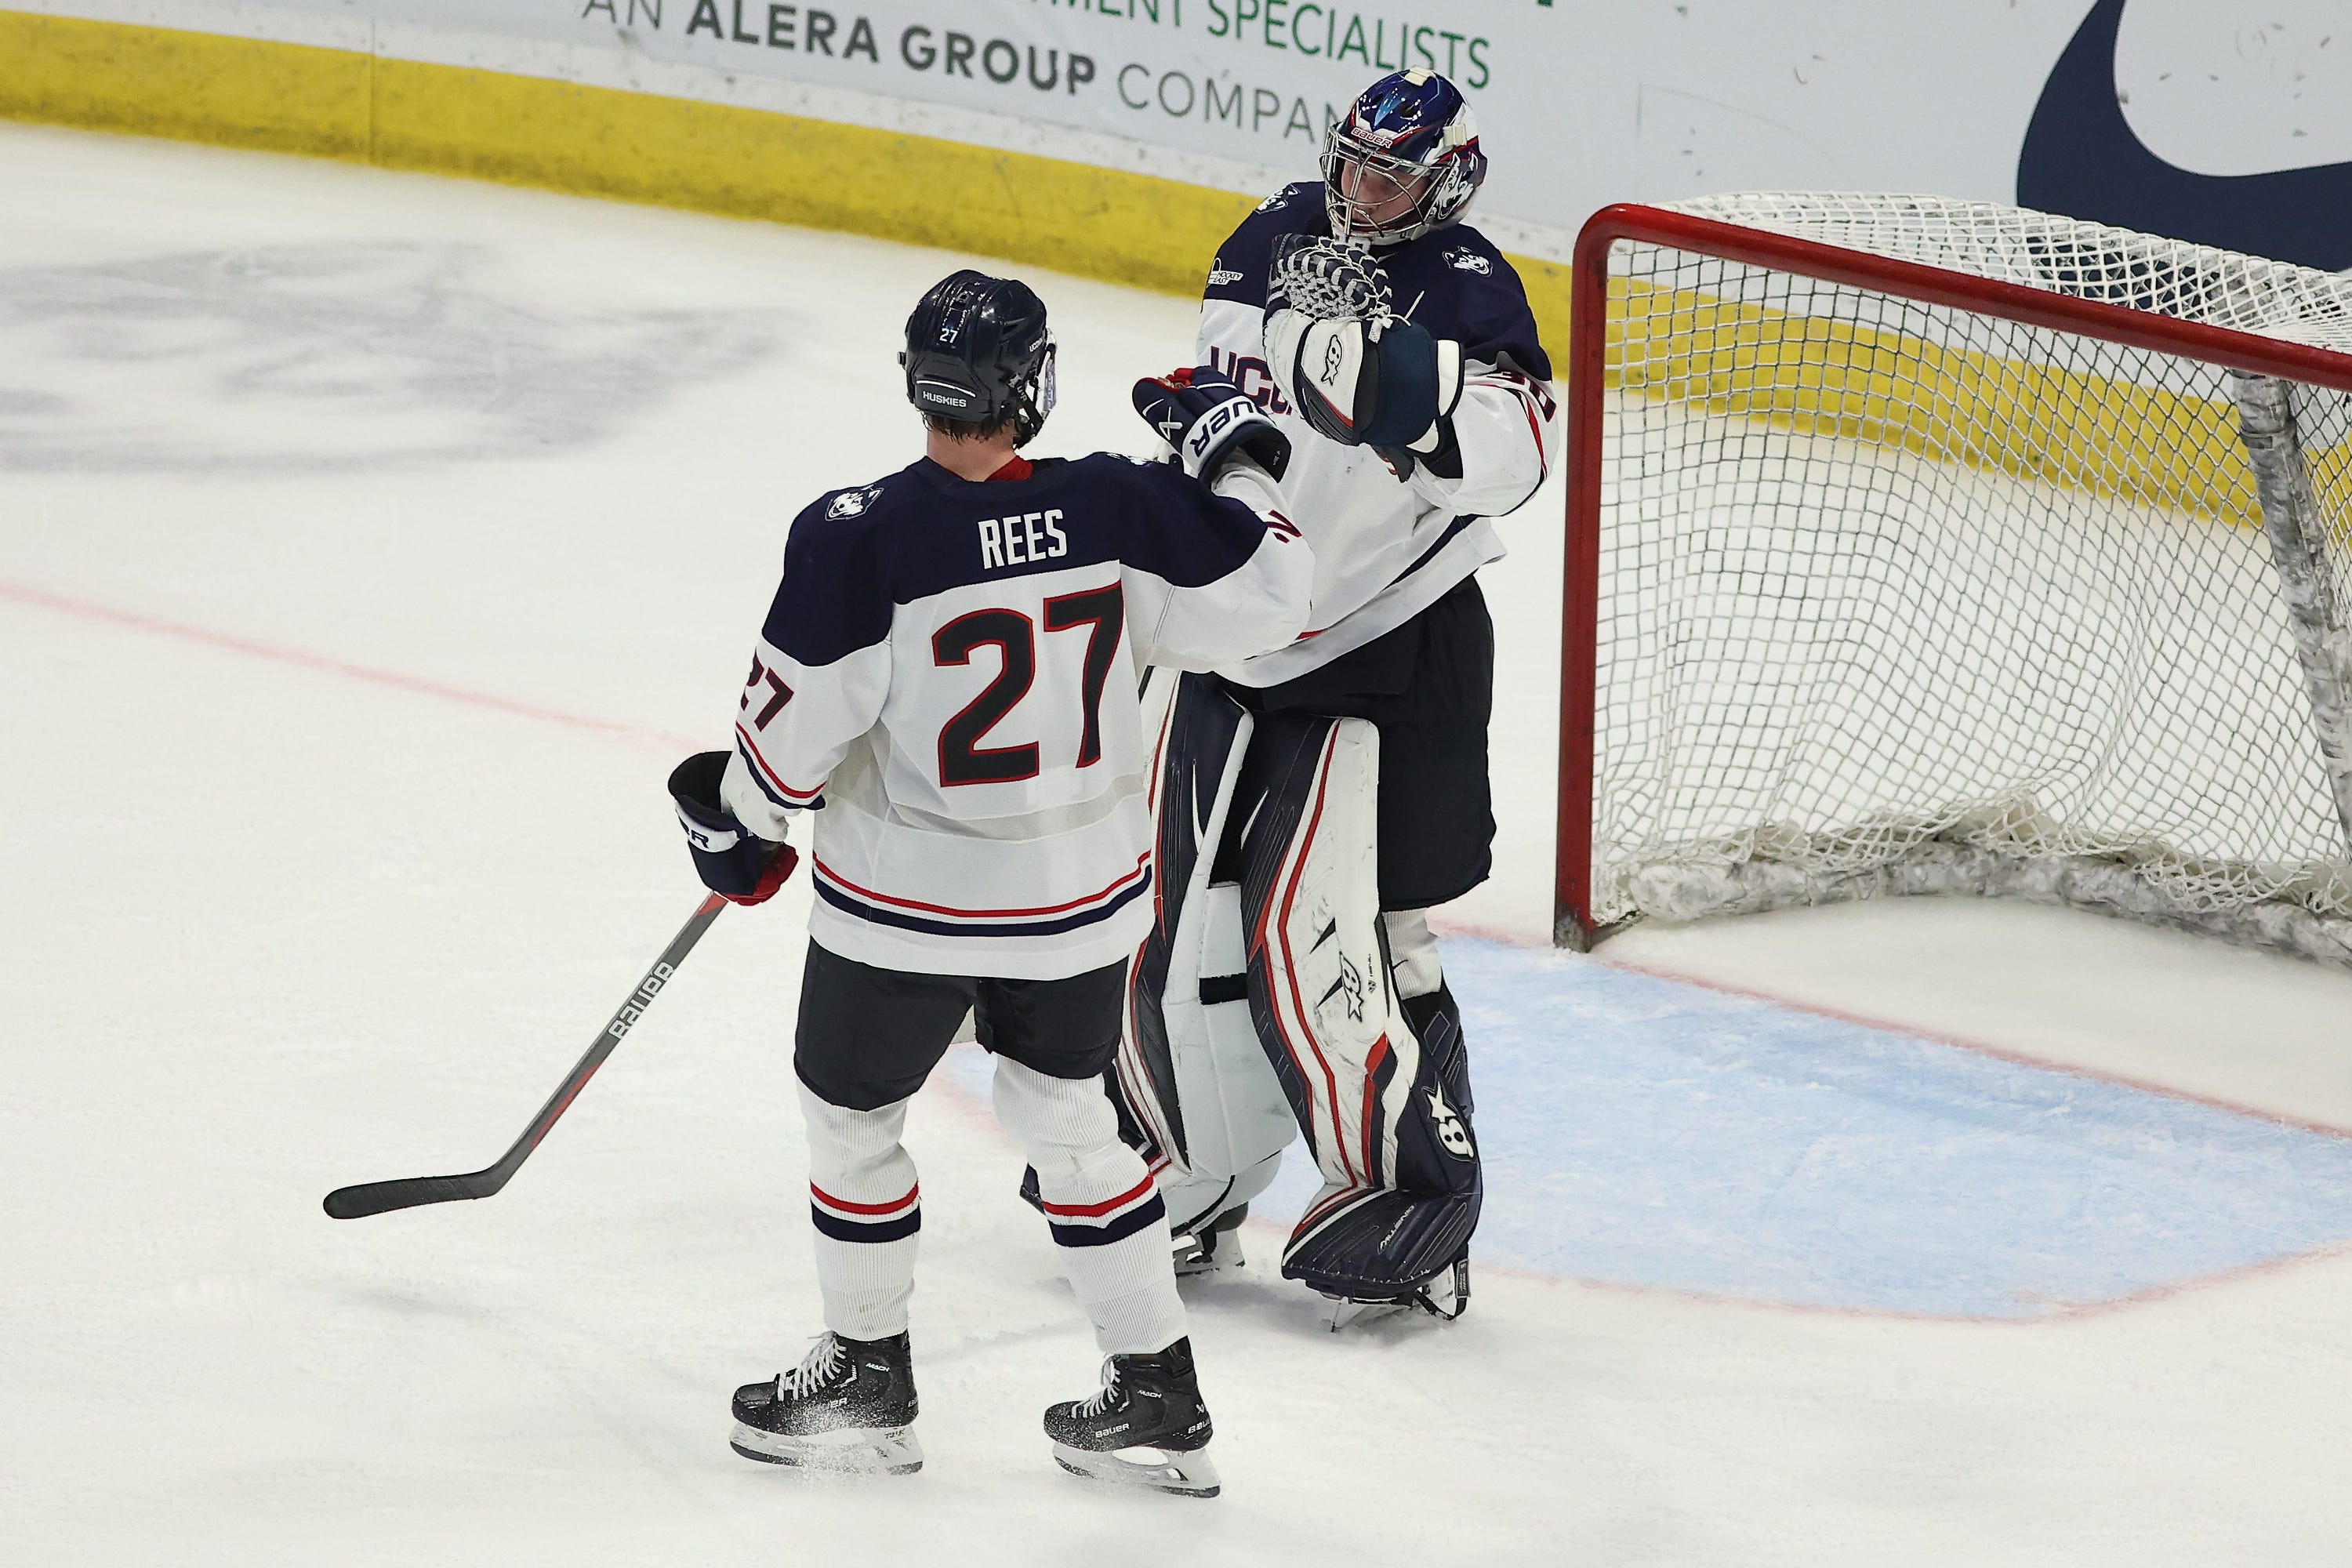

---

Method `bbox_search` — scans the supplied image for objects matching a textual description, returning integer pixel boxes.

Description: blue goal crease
[947,938,2352,1319]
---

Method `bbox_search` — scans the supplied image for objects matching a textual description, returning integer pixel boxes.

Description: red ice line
[1422,913,2352,1323]
[0,578,700,752]
[1428,911,2352,1145]
[19,575,2338,1323]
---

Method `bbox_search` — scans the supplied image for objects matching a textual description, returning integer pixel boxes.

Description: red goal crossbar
[1552,203,2352,949]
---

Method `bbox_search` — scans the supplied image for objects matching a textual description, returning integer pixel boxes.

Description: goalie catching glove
[1131,365,1291,483]
[669,751,800,906]
[1263,236,1465,470]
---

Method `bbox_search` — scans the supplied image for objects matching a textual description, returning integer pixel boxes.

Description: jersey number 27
[932,584,1124,787]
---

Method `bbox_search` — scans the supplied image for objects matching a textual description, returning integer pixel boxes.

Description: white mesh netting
[1588,193,2352,964]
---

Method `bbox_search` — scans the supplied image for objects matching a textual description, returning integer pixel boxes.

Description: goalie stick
[322,892,728,1220]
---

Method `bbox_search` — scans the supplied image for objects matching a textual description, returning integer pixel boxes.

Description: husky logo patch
[1207,266,1244,287]
[826,486,881,520]
[1443,249,1493,275]
[1257,187,1295,212]
[1427,1087,1474,1159]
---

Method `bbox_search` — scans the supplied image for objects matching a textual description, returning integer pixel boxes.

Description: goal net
[1557,194,2352,967]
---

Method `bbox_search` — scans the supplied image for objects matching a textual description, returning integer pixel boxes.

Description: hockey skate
[1044,1338,1220,1497]
[730,1330,923,1475]
[1171,1203,1248,1277]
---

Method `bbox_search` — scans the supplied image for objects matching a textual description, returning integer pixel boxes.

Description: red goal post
[1554,198,2352,962]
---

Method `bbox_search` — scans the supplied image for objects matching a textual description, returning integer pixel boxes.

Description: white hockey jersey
[719,452,1310,979]
[1196,183,1558,686]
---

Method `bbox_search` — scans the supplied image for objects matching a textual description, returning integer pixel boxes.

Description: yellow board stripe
[0,10,372,159]
[0,10,1253,296]
[366,56,1267,299]
[1606,273,2352,534]
[29,1,2292,532]
[0,7,1575,356]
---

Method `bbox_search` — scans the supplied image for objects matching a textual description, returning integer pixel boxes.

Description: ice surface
[8,122,2352,1565]
[959,937,2352,1318]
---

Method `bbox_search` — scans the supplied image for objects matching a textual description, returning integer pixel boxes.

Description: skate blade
[1323,1258,1472,1331]
[1172,1230,1244,1277]
[730,1421,923,1475]
[1326,1297,1414,1332]
[1051,1440,1220,1497]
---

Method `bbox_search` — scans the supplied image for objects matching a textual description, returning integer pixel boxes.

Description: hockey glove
[669,750,799,906]
[1132,365,1291,483]
[1264,236,1463,458]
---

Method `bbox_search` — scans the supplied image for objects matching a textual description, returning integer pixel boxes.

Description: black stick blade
[323,894,728,1224]
[323,1173,495,1220]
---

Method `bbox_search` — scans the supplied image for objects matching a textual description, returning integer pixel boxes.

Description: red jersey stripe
[814,852,1150,920]
[735,724,825,801]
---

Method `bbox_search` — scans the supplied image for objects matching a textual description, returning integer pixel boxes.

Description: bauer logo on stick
[321,896,731,1221]
[608,963,676,1040]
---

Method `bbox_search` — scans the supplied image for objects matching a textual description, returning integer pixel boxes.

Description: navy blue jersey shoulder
[760,456,1269,663]
[1071,452,1271,589]
[1203,182,1326,311]
[762,470,909,666]
[1203,184,1551,382]
[1381,221,1552,382]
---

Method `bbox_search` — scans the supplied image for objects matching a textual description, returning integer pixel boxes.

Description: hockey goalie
[1113,68,1558,1323]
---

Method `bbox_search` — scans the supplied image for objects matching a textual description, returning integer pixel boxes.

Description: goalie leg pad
[1116,672,1296,1200]
[1160,1149,1283,1241]
[1224,713,1484,1303]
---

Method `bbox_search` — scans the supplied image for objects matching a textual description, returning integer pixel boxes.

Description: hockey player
[1116,68,1557,1321]
[667,271,1309,1494]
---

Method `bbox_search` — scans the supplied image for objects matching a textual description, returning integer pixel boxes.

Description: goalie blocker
[1116,662,1483,1312]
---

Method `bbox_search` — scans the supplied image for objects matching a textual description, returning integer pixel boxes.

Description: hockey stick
[323,892,729,1220]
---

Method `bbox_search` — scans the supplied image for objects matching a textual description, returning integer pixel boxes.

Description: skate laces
[1075,1359,1125,1419]
[777,1334,848,1398]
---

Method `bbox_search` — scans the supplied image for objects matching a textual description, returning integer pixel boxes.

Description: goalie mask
[1321,69,1488,249]
[901,270,1058,447]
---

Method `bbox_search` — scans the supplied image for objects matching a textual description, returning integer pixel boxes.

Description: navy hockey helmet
[1322,68,1488,247]
[901,270,1057,447]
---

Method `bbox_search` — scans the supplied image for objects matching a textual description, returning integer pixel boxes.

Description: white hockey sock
[797,1081,920,1342]
[993,1058,1188,1357]
[1382,906,1444,1001]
